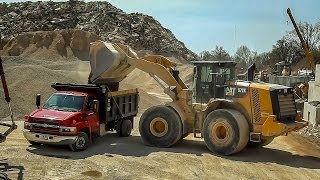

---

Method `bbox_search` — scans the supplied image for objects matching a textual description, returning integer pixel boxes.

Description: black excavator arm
[0,57,17,143]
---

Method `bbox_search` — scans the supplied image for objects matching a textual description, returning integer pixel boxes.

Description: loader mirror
[36,94,41,108]
[93,100,99,113]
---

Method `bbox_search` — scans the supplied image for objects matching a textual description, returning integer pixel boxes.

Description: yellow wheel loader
[89,41,307,155]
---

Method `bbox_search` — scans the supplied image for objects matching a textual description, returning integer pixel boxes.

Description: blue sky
[1,0,320,55]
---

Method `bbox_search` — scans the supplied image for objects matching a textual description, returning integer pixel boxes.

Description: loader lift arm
[89,42,195,124]
[0,57,17,143]
[287,8,316,72]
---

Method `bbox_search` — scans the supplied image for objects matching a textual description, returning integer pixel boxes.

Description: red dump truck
[23,83,139,151]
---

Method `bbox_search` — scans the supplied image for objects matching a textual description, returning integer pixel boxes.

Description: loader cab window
[219,68,231,80]
[200,66,212,82]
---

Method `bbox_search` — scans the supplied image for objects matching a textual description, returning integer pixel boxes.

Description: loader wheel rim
[150,117,168,137]
[216,125,227,139]
[211,118,232,144]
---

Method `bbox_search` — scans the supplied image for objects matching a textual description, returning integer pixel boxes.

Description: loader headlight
[59,126,77,132]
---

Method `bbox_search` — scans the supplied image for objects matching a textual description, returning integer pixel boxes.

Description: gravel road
[0,120,319,180]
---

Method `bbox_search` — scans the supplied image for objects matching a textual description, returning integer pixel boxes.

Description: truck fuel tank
[89,41,138,84]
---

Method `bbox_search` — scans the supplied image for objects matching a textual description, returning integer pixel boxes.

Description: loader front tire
[139,105,182,148]
[203,109,249,155]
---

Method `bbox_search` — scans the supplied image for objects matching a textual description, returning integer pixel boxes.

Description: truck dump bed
[106,89,139,122]
[51,83,139,123]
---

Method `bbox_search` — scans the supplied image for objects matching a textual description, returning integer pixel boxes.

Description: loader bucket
[89,41,138,84]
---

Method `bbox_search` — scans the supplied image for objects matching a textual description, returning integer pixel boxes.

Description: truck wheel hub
[76,136,85,148]
[150,117,168,137]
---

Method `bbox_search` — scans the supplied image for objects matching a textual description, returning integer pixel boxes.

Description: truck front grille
[31,123,60,132]
[30,118,60,132]
[31,118,59,126]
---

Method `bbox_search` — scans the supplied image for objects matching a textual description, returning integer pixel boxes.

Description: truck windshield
[43,94,85,112]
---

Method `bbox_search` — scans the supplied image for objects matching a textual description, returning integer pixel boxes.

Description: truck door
[85,96,100,134]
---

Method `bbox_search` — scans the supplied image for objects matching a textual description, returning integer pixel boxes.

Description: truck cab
[23,83,139,151]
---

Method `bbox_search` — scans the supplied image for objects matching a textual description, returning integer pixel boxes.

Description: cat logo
[225,87,236,96]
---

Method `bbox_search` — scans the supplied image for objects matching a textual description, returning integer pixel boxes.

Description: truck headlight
[24,122,32,129]
[59,127,77,132]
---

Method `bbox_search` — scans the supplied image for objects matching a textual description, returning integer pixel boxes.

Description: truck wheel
[117,119,132,137]
[69,132,89,151]
[247,137,274,147]
[203,109,249,155]
[139,105,182,148]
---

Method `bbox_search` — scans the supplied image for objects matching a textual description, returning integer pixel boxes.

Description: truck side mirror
[93,100,99,113]
[36,94,41,109]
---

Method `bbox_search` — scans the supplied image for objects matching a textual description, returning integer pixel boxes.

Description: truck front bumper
[23,129,77,145]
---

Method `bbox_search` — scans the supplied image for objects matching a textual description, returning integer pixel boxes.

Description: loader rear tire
[203,109,249,155]
[139,105,182,148]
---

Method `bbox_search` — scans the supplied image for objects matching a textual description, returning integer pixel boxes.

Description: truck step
[193,129,203,138]
[249,132,261,142]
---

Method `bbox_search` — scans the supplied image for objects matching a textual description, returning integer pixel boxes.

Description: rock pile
[0,1,197,61]
[2,30,101,61]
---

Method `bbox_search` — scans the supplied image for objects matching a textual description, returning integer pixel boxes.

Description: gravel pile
[0,1,197,61]
[299,125,320,144]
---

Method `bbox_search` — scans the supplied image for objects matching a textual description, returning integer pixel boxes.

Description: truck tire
[203,109,249,155]
[139,105,182,148]
[69,132,89,151]
[117,119,132,137]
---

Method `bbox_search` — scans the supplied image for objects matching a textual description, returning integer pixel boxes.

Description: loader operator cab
[192,61,237,103]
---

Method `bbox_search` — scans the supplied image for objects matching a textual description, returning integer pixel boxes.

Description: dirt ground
[0,118,319,180]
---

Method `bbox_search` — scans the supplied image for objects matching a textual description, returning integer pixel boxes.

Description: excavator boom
[287,8,316,71]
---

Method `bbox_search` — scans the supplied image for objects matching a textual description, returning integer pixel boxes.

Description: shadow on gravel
[0,159,24,180]
[26,134,320,169]
[223,147,320,169]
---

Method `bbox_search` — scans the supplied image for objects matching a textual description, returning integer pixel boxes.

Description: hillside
[0,1,198,62]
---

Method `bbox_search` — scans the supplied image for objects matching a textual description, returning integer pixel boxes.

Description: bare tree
[211,46,232,61]
[286,21,320,50]
[234,45,253,66]
[199,46,231,61]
